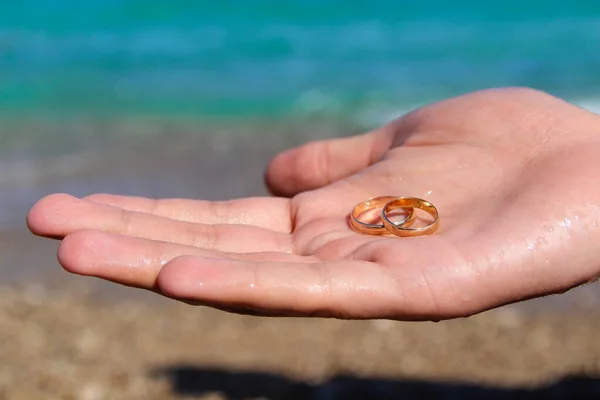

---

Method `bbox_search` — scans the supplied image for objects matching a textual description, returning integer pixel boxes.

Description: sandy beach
[2,122,600,399]
[2,282,600,399]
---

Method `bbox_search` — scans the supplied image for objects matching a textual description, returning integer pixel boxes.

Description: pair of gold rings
[350,196,439,237]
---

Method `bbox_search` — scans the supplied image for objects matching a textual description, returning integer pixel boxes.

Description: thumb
[264,128,393,197]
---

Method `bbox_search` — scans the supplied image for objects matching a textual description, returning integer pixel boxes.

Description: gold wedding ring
[350,196,414,235]
[382,197,439,237]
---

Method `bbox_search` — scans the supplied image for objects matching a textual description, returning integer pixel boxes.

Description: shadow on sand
[150,365,600,399]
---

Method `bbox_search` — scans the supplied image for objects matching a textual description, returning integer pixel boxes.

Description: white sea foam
[573,98,600,115]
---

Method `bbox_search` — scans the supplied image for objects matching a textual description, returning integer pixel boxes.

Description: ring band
[350,196,414,235]
[382,197,439,237]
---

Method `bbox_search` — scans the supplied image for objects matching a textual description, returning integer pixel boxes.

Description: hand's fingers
[83,193,292,232]
[264,129,393,197]
[58,230,306,289]
[27,194,292,253]
[156,250,447,320]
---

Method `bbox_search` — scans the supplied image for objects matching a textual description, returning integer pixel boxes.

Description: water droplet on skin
[527,242,535,251]
[426,190,432,196]
[559,218,572,228]
[249,283,256,289]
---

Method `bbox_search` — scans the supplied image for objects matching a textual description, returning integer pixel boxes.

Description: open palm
[27,88,600,320]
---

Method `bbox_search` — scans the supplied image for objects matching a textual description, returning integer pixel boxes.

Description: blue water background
[1,0,599,127]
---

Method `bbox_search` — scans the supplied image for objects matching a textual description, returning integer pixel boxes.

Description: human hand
[27,88,600,320]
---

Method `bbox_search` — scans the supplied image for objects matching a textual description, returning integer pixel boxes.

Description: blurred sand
[2,283,600,399]
[1,122,600,399]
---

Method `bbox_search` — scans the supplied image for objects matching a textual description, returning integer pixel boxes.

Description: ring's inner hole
[389,207,434,227]
[386,208,413,224]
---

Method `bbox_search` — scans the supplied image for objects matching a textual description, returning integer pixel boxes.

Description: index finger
[84,193,292,233]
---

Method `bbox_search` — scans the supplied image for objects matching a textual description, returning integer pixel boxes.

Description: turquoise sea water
[1,1,600,127]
